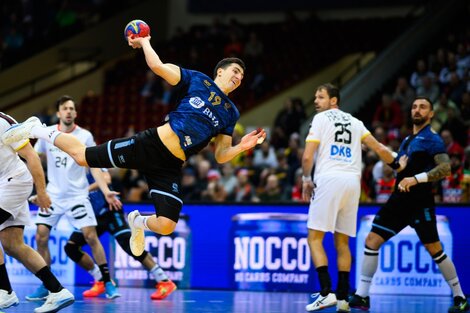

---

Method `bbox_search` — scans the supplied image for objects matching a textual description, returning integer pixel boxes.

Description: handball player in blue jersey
[349,97,468,313]
[2,35,267,258]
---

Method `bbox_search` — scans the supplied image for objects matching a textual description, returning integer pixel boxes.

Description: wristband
[414,172,428,183]
[387,160,400,170]
[302,175,312,183]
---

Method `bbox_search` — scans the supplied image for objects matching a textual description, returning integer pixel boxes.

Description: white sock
[31,126,62,144]
[134,215,150,230]
[356,246,379,297]
[88,264,102,281]
[149,264,168,282]
[434,252,465,299]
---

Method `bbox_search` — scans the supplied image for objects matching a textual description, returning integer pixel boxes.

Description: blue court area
[8,284,456,313]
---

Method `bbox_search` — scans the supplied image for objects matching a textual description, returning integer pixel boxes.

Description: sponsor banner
[5,215,75,285]
[230,213,315,291]
[356,215,452,295]
[111,215,191,288]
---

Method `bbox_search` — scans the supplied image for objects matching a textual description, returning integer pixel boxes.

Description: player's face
[218,63,244,93]
[411,99,433,126]
[56,100,77,126]
[314,88,336,112]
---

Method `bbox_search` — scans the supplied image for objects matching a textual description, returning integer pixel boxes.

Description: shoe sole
[0,300,19,309]
[105,293,121,299]
[128,211,145,256]
[26,296,48,302]
[35,298,75,313]
[306,302,337,311]
[1,117,40,145]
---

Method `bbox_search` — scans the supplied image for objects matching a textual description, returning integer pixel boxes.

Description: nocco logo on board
[233,236,311,284]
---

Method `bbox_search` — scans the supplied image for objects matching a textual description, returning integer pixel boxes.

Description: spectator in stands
[439,53,465,86]
[440,108,467,148]
[432,93,460,132]
[460,92,470,130]
[446,72,467,105]
[393,76,416,114]
[441,129,465,159]
[202,169,227,202]
[258,174,283,202]
[372,93,403,131]
[220,163,238,198]
[180,167,198,202]
[371,164,396,203]
[416,75,440,103]
[231,168,259,202]
[253,140,278,169]
[437,150,464,203]
[410,59,435,89]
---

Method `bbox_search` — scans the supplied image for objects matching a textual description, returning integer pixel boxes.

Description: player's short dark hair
[317,83,340,105]
[213,57,246,79]
[55,95,75,111]
[414,96,433,109]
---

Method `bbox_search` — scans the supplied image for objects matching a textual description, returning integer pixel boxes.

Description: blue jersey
[86,172,108,216]
[395,124,446,202]
[168,68,240,158]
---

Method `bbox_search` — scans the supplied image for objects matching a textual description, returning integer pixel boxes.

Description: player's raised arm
[128,36,181,86]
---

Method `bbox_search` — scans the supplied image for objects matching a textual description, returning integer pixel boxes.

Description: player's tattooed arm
[427,153,451,181]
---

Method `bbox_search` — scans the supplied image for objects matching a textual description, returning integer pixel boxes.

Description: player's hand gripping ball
[124,19,150,41]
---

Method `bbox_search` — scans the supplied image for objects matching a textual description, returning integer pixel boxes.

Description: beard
[412,115,426,126]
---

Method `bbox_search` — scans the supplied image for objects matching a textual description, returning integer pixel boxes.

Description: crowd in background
[4,3,470,204]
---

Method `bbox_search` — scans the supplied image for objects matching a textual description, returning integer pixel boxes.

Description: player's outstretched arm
[362,134,396,165]
[90,167,122,210]
[128,36,181,86]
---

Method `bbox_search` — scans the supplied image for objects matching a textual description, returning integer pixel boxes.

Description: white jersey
[305,108,370,179]
[35,124,96,200]
[0,113,31,180]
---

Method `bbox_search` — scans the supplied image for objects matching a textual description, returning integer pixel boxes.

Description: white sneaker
[128,210,145,256]
[0,290,19,309]
[1,116,43,145]
[336,299,351,312]
[34,288,74,313]
[306,293,337,311]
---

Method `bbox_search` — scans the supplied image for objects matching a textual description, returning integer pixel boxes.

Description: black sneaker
[349,294,370,311]
[449,296,469,313]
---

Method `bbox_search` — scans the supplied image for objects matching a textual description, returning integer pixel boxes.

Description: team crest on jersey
[189,97,205,109]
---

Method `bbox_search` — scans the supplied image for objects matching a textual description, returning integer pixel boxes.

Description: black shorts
[371,194,440,244]
[85,128,184,222]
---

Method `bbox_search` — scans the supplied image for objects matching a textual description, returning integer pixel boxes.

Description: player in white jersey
[0,112,75,313]
[302,84,406,312]
[26,96,121,301]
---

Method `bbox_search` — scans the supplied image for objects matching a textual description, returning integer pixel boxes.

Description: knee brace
[115,231,148,262]
[64,242,85,263]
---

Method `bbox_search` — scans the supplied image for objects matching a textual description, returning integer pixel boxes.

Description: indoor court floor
[7,284,457,313]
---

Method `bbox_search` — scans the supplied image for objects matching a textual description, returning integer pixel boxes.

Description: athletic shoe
[349,294,370,311]
[306,292,337,311]
[449,296,470,313]
[83,281,105,297]
[336,299,351,312]
[151,280,177,300]
[128,210,145,256]
[26,284,49,301]
[34,288,74,313]
[1,116,42,145]
[0,290,19,309]
[105,281,121,299]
